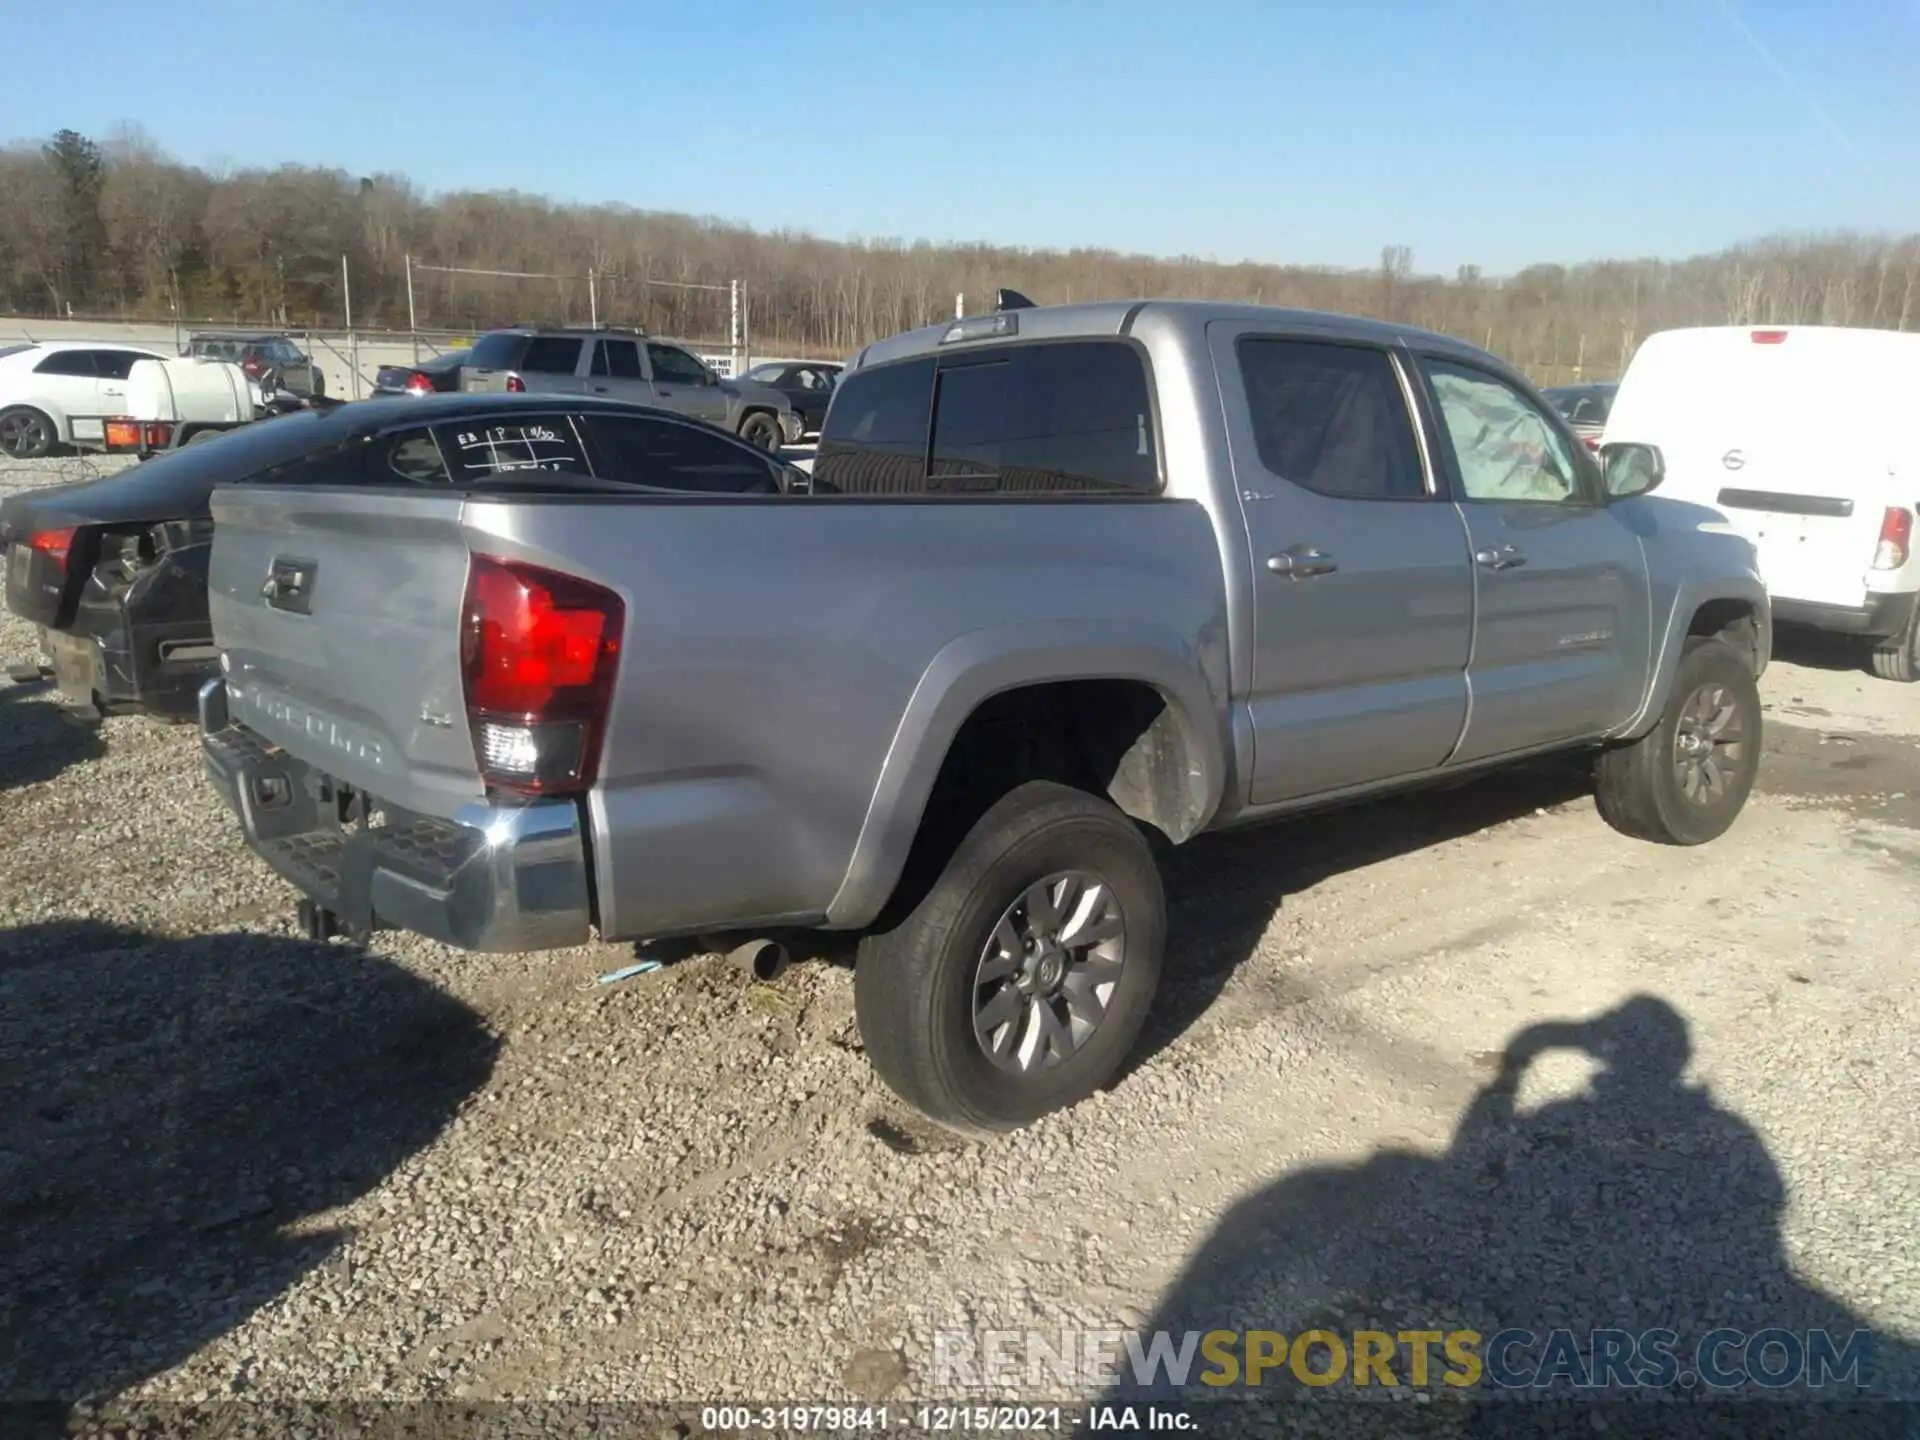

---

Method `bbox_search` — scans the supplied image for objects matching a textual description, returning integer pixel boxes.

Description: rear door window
[1235,339,1427,501]
[583,414,784,494]
[590,339,645,379]
[520,337,584,375]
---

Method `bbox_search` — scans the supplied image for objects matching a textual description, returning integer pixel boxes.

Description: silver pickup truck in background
[197,300,1770,1135]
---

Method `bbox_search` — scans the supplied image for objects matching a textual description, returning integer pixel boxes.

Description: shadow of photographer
[1102,995,1919,1437]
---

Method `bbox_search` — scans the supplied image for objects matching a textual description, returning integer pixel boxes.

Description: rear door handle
[1267,546,1338,578]
[1475,543,1526,570]
[592,385,610,393]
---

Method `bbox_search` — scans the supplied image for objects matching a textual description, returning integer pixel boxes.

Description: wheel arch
[824,622,1227,928]
[1618,581,1771,740]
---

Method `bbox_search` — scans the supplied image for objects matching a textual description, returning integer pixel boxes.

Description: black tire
[0,405,56,459]
[854,780,1165,1135]
[738,411,781,450]
[1869,603,1920,683]
[1594,637,1761,845]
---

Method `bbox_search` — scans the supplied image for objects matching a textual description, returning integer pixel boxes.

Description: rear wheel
[0,406,56,459]
[738,411,782,450]
[1594,637,1761,845]
[854,780,1165,1136]
[1869,602,1920,683]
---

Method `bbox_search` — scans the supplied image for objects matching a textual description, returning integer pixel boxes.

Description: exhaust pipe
[727,937,790,984]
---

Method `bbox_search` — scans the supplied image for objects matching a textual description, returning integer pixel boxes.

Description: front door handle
[592,384,610,393]
[1268,546,1338,578]
[1475,543,1526,570]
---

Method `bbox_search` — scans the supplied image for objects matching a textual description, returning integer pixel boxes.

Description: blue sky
[5,0,1916,276]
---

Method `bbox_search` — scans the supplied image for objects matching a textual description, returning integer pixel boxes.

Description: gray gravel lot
[1,452,1916,1427]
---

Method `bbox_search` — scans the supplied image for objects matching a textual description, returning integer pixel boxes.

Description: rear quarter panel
[459,496,1231,939]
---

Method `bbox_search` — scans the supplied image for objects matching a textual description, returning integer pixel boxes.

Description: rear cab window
[815,340,1159,497]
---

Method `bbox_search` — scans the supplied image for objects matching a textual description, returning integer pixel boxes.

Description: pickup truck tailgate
[208,486,484,818]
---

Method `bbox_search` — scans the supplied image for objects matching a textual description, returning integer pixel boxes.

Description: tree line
[4,125,1919,383]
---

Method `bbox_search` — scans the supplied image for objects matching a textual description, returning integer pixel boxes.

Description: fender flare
[1617,578,1771,740]
[823,619,1227,928]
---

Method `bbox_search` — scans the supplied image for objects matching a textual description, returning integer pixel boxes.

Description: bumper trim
[200,679,592,952]
[1771,590,1918,639]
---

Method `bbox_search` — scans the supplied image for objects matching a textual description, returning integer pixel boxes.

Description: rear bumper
[1772,590,1917,639]
[198,679,593,953]
[37,621,214,720]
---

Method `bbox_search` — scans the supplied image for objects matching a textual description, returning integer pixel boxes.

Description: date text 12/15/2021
[698,1404,1194,1432]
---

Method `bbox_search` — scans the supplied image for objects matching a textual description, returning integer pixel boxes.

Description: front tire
[1594,637,1761,845]
[738,411,782,450]
[0,406,56,459]
[854,780,1165,1135]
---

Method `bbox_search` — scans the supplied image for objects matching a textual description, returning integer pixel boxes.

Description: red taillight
[404,371,434,394]
[1873,507,1913,571]
[29,526,77,572]
[460,555,623,795]
[1583,435,1600,451]
[505,373,526,393]
[1751,329,1788,344]
[103,418,174,452]
[243,355,265,375]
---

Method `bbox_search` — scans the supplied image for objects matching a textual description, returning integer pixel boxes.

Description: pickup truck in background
[0,341,255,459]
[196,301,1771,1135]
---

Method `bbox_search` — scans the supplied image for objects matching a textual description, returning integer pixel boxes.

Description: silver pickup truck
[198,300,1770,1135]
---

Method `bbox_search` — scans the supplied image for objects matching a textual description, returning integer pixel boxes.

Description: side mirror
[1600,441,1665,500]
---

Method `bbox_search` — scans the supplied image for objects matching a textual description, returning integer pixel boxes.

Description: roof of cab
[847,298,1497,372]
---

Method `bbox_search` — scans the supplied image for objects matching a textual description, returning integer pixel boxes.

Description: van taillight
[1750,329,1788,344]
[29,526,77,572]
[460,555,623,796]
[505,373,526,393]
[1873,507,1913,571]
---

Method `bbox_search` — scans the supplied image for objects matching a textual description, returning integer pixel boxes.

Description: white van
[1603,324,1920,680]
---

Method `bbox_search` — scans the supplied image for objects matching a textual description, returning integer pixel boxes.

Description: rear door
[1211,325,1476,804]
[586,336,654,405]
[1415,356,1650,761]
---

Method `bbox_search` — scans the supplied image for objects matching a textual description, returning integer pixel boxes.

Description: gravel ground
[1,452,1916,1432]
